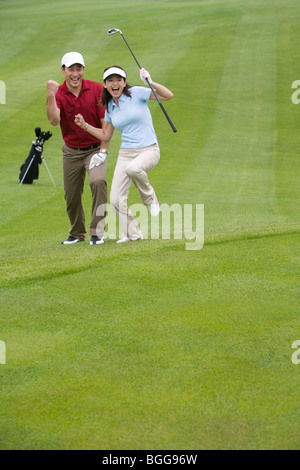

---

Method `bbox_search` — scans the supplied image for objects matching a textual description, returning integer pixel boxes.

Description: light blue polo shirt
[104,86,158,149]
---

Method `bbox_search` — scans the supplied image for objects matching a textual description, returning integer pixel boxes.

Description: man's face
[62,64,84,92]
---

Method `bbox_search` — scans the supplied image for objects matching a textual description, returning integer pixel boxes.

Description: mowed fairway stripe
[171,2,299,236]
[187,8,277,228]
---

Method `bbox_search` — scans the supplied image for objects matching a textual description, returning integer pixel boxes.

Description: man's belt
[68,143,100,151]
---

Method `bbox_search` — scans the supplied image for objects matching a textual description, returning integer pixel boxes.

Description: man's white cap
[103,67,126,81]
[61,52,85,68]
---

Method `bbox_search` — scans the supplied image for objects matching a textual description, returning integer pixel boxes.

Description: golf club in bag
[107,28,177,133]
[19,127,56,187]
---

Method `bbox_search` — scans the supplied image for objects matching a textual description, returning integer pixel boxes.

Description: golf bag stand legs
[41,155,56,188]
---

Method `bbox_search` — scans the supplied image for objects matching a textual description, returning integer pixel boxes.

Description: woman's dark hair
[101,66,132,111]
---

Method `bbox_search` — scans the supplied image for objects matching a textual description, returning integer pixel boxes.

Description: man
[46,51,110,245]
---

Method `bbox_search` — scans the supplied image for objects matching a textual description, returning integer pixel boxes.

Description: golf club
[107,28,177,133]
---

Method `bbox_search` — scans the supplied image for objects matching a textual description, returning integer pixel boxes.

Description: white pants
[110,144,160,240]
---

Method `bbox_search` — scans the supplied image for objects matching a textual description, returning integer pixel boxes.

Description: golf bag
[19,128,55,186]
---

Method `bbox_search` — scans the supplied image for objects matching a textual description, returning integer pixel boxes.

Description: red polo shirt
[55,79,105,148]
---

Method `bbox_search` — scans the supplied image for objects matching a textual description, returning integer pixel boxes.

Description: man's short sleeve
[97,102,105,120]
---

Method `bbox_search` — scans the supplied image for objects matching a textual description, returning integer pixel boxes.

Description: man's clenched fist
[47,80,60,97]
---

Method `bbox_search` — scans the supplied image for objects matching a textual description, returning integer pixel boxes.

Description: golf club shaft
[145,78,177,133]
[120,33,142,69]
[120,33,177,133]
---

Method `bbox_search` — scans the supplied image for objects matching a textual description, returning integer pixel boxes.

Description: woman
[74,65,174,243]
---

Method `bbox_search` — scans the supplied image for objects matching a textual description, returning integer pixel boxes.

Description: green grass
[0,0,300,450]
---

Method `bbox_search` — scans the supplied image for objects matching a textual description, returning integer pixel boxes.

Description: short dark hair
[61,64,84,70]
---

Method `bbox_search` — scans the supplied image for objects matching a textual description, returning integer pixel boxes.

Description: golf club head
[108,28,122,36]
[35,127,41,139]
[41,131,52,142]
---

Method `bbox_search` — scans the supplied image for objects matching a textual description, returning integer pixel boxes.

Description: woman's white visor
[103,67,127,81]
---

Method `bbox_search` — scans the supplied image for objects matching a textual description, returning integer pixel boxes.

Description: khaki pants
[63,145,107,240]
[110,144,160,240]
